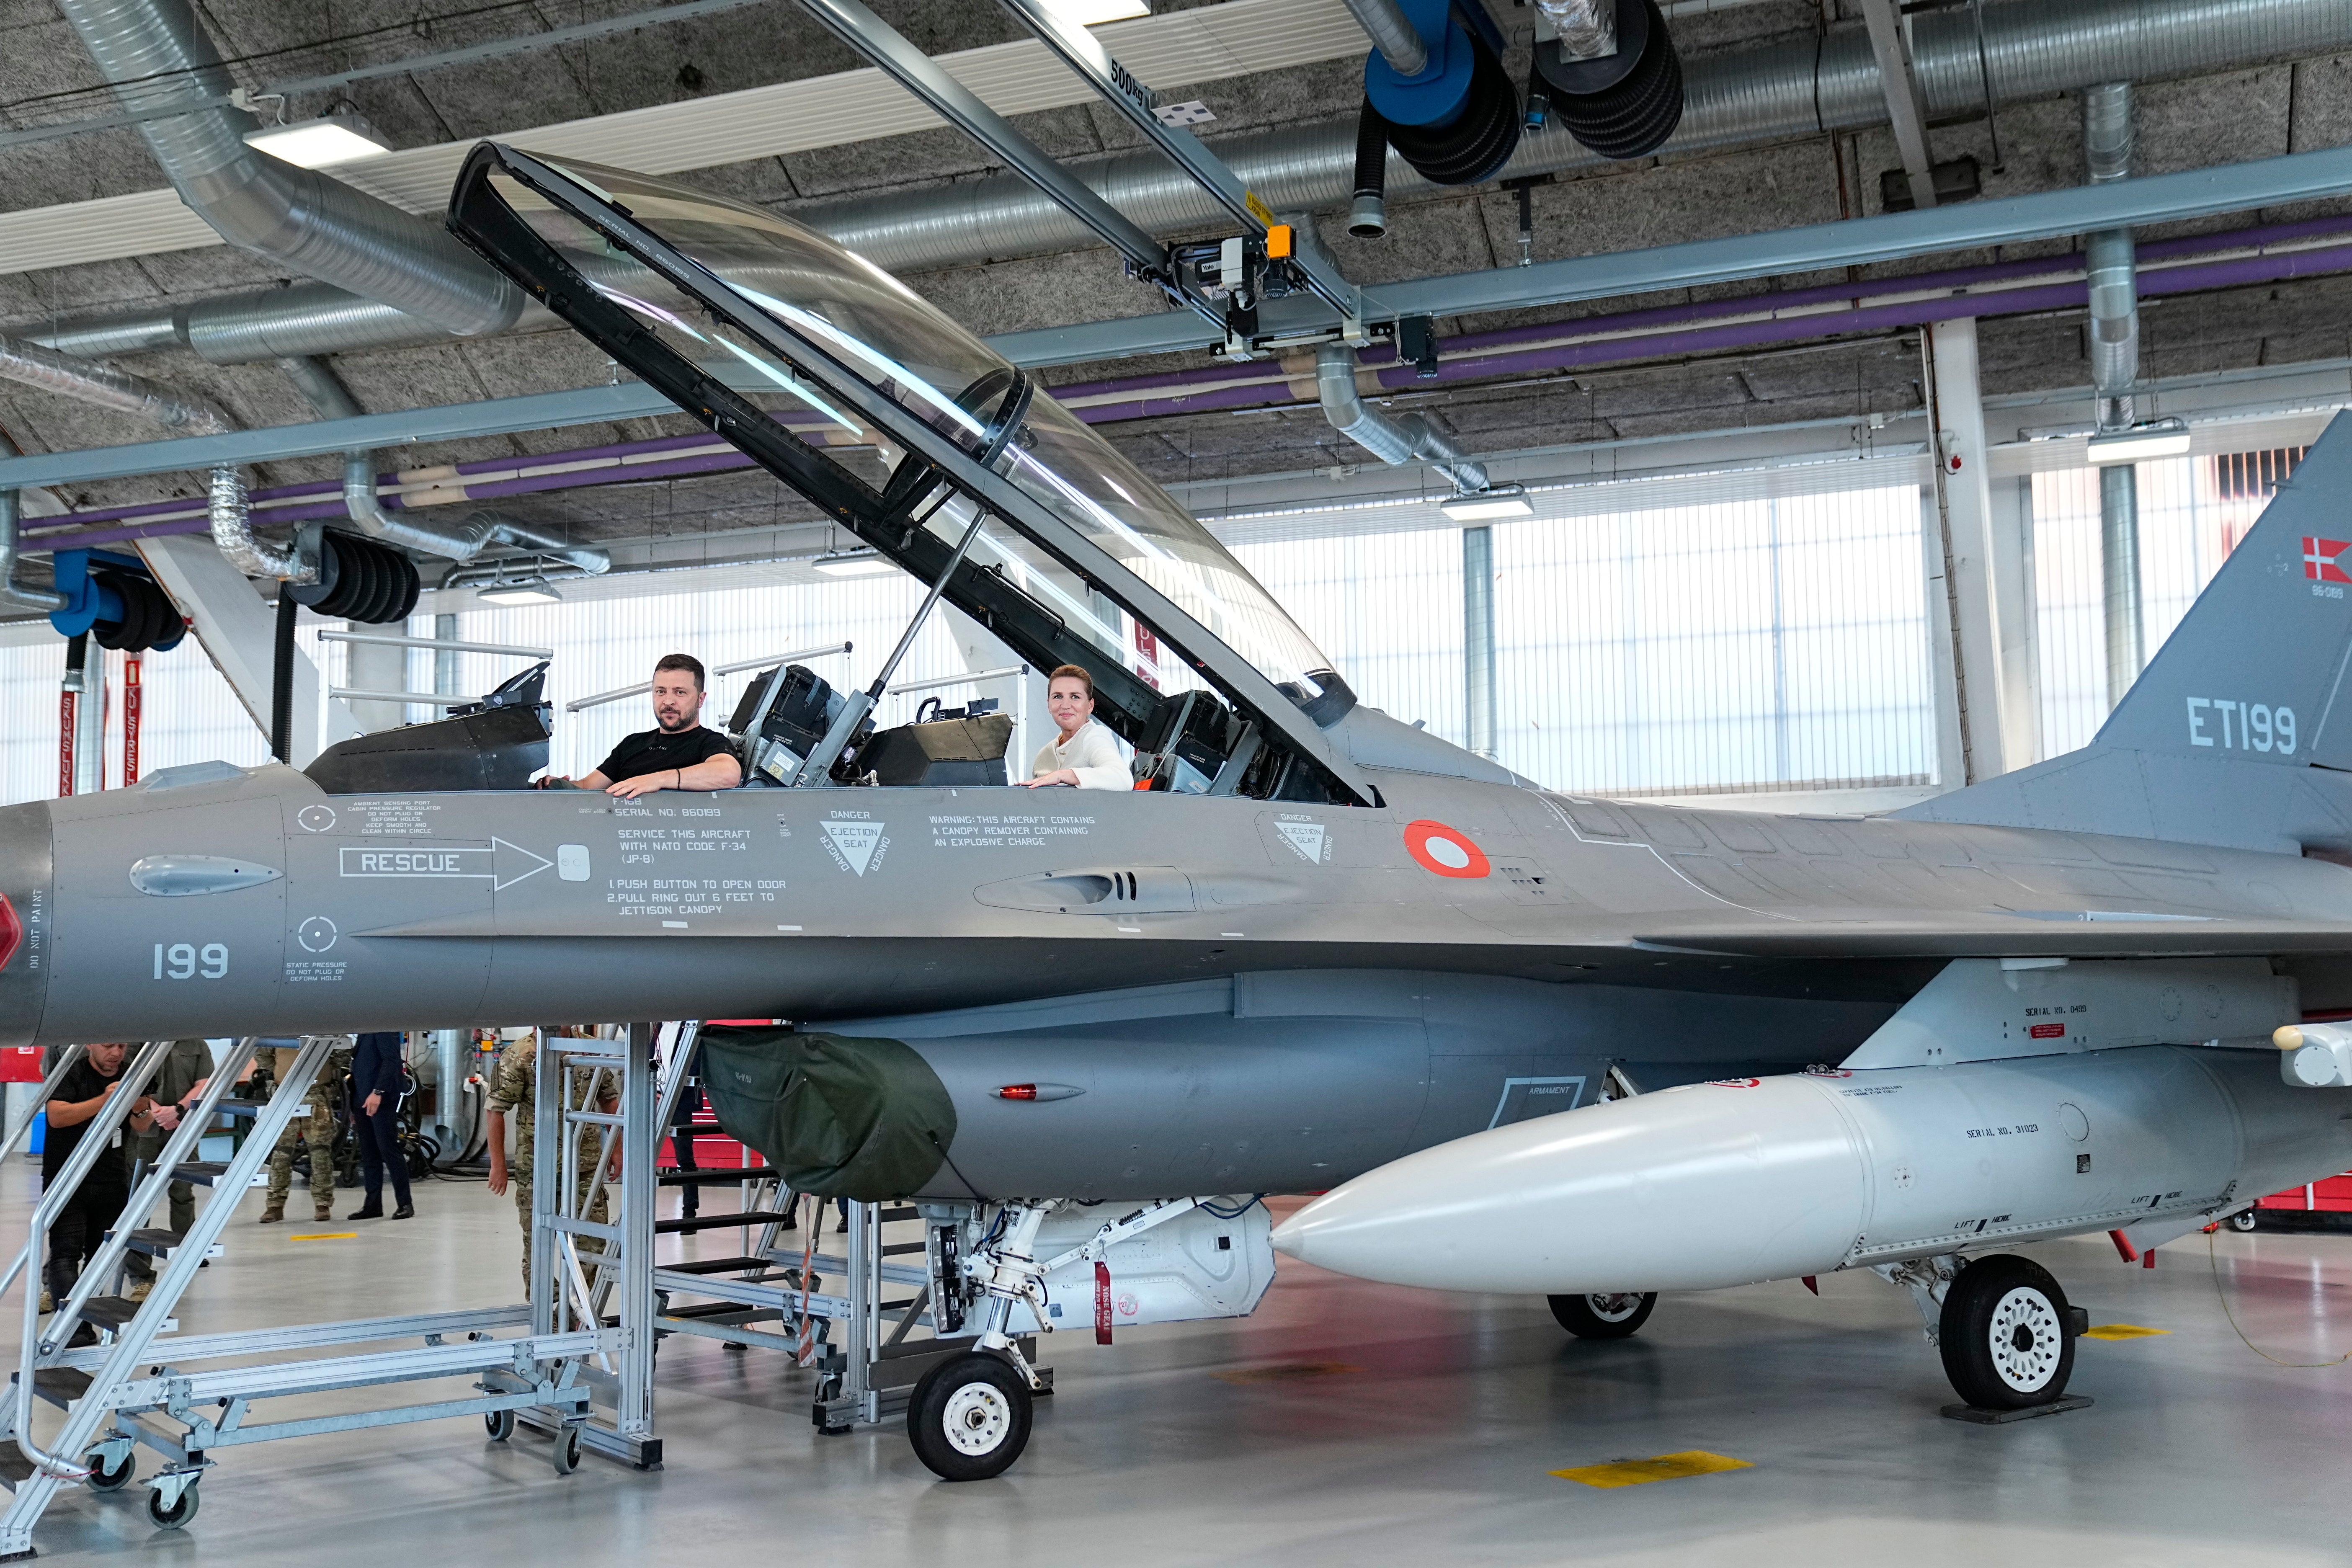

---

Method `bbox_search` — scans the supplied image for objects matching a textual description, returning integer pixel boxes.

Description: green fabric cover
[696,1025,956,1201]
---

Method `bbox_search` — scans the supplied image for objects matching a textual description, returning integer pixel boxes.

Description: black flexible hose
[1380,25,1523,189]
[270,591,296,763]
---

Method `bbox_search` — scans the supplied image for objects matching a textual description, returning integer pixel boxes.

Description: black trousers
[46,1180,127,1302]
[353,1100,412,1207]
[670,1081,703,1216]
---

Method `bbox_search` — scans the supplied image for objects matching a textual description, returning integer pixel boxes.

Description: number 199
[153,943,227,980]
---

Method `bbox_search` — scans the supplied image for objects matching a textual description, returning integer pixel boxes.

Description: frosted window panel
[1232,528,1465,745]
[2030,450,2285,758]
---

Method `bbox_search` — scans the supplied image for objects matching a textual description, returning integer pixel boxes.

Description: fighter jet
[4,146,2351,1478]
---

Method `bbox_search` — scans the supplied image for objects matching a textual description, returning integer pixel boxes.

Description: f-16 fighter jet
[3,147,2350,1477]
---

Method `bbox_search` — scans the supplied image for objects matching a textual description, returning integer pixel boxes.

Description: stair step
[0,1440,36,1488]
[655,1210,790,1235]
[658,1300,784,1323]
[655,1255,773,1277]
[879,1206,921,1223]
[880,1241,927,1257]
[212,1097,271,1119]
[171,1162,231,1187]
[79,1297,138,1329]
[26,1367,91,1409]
[124,1227,184,1258]
[659,1166,779,1186]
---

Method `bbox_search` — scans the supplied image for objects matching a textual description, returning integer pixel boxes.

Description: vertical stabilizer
[1898,410,2352,855]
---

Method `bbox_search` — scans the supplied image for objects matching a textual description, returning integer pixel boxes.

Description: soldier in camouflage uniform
[486,1033,617,1288]
[262,1037,352,1224]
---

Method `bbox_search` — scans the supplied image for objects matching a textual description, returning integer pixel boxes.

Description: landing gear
[1938,1254,2076,1410]
[907,1352,1032,1481]
[1548,1292,1656,1339]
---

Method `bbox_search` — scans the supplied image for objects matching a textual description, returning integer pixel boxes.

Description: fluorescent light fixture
[477,581,563,606]
[243,112,393,168]
[1044,0,1149,21]
[812,552,897,578]
[1439,485,1534,521]
[2086,418,2192,466]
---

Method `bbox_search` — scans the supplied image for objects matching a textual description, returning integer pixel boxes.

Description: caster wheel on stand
[552,1424,582,1475]
[2231,1210,2259,1233]
[85,1450,134,1492]
[485,1408,515,1442]
[147,1483,198,1530]
[1548,1292,1657,1339]
[1939,1254,2076,1410]
[907,1352,1032,1481]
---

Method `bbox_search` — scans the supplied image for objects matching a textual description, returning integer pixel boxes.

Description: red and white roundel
[1404,819,1490,879]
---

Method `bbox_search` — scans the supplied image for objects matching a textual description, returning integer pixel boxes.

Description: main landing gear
[1548,1292,1658,1339]
[1880,1253,2088,1411]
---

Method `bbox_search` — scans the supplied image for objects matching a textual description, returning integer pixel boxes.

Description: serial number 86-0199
[152,943,227,980]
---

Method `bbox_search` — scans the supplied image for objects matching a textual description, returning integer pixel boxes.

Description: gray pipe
[1315,343,1488,491]
[0,489,67,614]
[55,0,519,338]
[279,355,609,575]
[28,0,2352,363]
[2084,82,2138,429]
[0,332,230,434]
[1338,0,1429,77]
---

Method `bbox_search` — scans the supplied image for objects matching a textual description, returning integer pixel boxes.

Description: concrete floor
[3,1167,2350,1566]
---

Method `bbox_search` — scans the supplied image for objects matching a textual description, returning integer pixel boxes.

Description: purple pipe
[31,217,2352,554]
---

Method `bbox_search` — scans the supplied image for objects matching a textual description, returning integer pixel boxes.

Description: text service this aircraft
[5,144,2352,1476]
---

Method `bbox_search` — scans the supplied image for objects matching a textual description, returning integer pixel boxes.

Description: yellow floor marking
[2082,1323,2169,1340]
[287,1232,357,1241]
[1553,1451,1753,1488]
[1212,1362,1362,1385]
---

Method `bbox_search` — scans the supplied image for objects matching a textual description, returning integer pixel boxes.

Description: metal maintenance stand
[502,1024,660,1468]
[0,1036,619,1557]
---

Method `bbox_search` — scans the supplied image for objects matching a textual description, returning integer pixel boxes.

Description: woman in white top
[1024,665,1130,789]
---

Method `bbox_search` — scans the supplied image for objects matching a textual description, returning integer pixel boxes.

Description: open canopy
[446,142,1373,804]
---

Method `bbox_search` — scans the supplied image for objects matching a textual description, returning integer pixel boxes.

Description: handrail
[564,642,854,713]
[318,630,553,658]
[0,1047,83,1170]
[10,1037,175,1477]
[885,663,1028,697]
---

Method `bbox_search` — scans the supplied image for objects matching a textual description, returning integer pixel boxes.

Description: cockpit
[414,143,1377,807]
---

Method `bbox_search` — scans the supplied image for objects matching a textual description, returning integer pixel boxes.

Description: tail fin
[1899,410,2352,854]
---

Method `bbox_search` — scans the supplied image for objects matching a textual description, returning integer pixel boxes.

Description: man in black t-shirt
[539,653,742,798]
[44,1041,157,1312]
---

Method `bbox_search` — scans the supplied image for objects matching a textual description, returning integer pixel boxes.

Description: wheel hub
[941,1380,1012,1456]
[1986,1286,2062,1392]
[1587,1293,1644,1322]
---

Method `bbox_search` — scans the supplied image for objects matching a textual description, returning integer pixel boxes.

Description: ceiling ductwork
[24,0,2352,367]
[54,0,522,340]
[278,355,610,578]
[1315,341,1488,492]
[0,330,231,434]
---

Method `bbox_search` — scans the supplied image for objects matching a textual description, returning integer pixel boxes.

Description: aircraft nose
[0,799,50,1051]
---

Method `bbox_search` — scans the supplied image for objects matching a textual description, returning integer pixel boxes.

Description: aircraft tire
[1938,1254,2076,1410]
[2230,1210,2259,1233]
[1547,1291,1656,1338]
[907,1351,1031,1481]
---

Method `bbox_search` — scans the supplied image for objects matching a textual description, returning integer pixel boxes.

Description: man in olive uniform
[262,1037,352,1225]
[486,1032,618,1288]
[123,1037,213,1299]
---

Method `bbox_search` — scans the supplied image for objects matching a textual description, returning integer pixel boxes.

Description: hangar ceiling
[2,0,2350,565]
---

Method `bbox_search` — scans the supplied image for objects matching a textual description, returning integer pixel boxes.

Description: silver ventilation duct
[1315,343,1488,491]
[54,0,521,339]
[0,331,230,434]
[1338,0,1429,76]
[0,489,68,614]
[2083,82,2139,431]
[280,355,610,575]
[208,464,315,582]
[27,0,2352,365]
